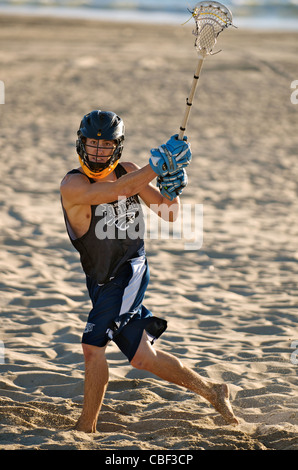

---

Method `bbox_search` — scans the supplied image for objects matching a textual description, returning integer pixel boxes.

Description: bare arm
[61,162,180,223]
[60,164,157,208]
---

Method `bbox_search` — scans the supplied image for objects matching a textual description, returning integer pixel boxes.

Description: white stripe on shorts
[119,256,146,317]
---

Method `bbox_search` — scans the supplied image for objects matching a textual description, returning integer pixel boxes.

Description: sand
[0,14,297,451]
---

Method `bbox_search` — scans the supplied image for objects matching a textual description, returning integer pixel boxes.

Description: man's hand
[157,168,188,201]
[149,134,192,177]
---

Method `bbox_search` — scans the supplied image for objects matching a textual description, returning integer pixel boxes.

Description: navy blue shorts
[82,256,167,362]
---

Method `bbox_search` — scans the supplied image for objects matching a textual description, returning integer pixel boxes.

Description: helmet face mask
[76,110,125,179]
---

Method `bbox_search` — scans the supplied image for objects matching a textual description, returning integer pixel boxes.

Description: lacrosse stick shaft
[178,57,204,140]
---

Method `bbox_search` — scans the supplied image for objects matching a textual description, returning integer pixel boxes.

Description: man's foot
[74,417,97,433]
[209,383,239,425]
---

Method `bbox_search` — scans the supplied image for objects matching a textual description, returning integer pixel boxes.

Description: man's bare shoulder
[60,169,91,208]
[60,168,89,190]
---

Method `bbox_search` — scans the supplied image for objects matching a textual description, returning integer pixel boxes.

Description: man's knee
[130,335,156,370]
[130,350,147,370]
[82,343,106,362]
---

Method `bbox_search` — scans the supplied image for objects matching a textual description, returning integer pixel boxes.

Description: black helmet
[76,110,125,179]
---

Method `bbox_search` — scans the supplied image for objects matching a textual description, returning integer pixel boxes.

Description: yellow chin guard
[78,155,119,180]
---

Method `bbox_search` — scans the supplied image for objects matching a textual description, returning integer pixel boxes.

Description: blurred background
[0,0,298,30]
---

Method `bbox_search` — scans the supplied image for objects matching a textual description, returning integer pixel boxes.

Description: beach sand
[0,14,297,450]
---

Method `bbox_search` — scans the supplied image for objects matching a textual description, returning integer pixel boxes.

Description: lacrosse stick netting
[178,1,233,140]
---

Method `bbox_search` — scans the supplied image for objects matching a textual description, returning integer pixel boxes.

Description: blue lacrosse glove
[149,134,192,177]
[157,168,188,201]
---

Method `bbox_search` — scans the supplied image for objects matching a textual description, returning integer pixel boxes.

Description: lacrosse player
[60,110,238,432]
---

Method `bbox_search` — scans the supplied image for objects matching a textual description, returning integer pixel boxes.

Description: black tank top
[62,164,145,284]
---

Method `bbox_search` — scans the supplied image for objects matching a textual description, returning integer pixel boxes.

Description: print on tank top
[95,195,145,241]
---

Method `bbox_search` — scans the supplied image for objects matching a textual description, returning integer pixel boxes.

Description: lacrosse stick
[178,1,233,140]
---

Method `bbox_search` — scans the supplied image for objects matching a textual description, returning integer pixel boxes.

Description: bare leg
[75,343,109,433]
[131,332,239,425]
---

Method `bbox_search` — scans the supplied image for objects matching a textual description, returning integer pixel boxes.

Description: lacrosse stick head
[192,1,233,57]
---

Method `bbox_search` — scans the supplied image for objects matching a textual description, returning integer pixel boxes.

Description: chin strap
[78,155,120,180]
